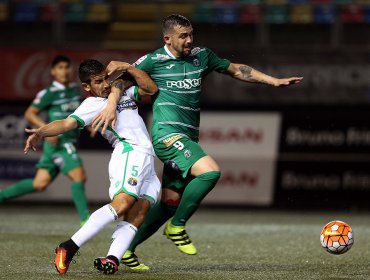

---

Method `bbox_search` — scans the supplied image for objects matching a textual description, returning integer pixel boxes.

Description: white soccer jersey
[70,86,154,156]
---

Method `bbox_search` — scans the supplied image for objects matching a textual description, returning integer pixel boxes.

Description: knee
[33,181,49,192]
[127,209,147,228]
[70,168,87,183]
[161,188,181,207]
[162,192,181,208]
[114,203,132,217]
[111,197,136,217]
[73,173,87,184]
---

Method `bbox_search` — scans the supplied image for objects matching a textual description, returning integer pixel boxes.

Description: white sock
[107,221,137,260]
[71,204,118,247]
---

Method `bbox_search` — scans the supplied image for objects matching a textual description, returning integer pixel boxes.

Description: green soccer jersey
[31,81,81,144]
[134,45,230,143]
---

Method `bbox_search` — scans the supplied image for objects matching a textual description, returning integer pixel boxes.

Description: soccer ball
[320,220,354,254]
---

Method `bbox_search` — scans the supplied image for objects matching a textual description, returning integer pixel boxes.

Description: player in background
[24,59,160,275]
[0,55,90,225]
[95,14,303,270]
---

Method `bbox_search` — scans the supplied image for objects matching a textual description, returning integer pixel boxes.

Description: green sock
[171,171,221,226]
[128,201,177,252]
[0,179,35,202]
[71,182,89,222]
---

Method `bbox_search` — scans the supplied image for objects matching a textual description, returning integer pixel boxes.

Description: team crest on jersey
[193,58,200,67]
[127,177,138,186]
[116,100,137,112]
[190,47,202,56]
[184,149,192,158]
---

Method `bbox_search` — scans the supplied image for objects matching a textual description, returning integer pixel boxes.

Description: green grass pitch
[1,204,369,280]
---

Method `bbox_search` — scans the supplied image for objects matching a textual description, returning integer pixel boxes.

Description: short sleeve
[133,54,153,73]
[69,97,107,128]
[206,48,231,73]
[124,86,140,101]
[31,89,53,110]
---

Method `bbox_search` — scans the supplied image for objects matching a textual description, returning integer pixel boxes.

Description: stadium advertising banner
[275,106,370,208]
[0,48,147,101]
[198,113,281,206]
[0,105,28,149]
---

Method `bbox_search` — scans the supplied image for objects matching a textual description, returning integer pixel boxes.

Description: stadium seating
[290,4,313,23]
[0,1,369,25]
[340,4,364,22]
[215,3,240,23]
[314,4,336,23]
[240,4,262,23]
[265,4,289,23]
[86,3,111,22]
[0,2,8,21]
[14,2,38,22]
[162,3,194,19]
[365,5,370,22]
[40,3,57,22]
[0,0,368,50]
[116,3,159,22]
[64,3,87,22]
[193,2,215,23]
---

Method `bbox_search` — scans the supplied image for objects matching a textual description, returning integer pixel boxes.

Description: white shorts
[108,147,160,205]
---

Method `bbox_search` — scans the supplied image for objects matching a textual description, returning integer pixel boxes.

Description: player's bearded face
[51,62,71,85]
[86,71,111,97]
[166,26,193,57]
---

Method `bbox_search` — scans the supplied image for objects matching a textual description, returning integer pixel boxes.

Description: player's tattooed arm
[226,63,303,87]
[125,66,158,96]
[107,60,157,95]
[113,80,123,91]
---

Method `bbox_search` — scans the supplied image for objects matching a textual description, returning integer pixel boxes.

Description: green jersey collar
[164,45,177,59]
[52,81,67,90]
[52,81,77,90]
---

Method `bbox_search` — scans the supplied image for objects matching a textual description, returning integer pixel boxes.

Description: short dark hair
[51,55,71,68]
[162,14,192,35]
[78,59,105,83]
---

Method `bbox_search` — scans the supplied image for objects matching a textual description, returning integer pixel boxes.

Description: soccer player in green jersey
[0,55,90,225]
[96,14,303,269]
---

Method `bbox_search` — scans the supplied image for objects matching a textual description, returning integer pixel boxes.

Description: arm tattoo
[239,65,270,84]
[113,81,123,90]
[239,65,255,82]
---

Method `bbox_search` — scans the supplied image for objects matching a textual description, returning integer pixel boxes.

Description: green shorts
[36,141,83,179]
[154,135,207,190]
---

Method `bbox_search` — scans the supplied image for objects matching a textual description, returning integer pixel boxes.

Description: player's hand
[85,125,97,138]
[106,61,132,76]
[92,105,117,135]
[24,128,43,154]
[274,77,303,87]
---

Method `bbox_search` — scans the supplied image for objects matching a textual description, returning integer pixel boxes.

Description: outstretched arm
[24,105,59,145]
[24,117,78,154]
[226,63,303,87]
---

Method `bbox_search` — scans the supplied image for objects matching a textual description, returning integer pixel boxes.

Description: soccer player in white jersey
[24,59,160,275]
